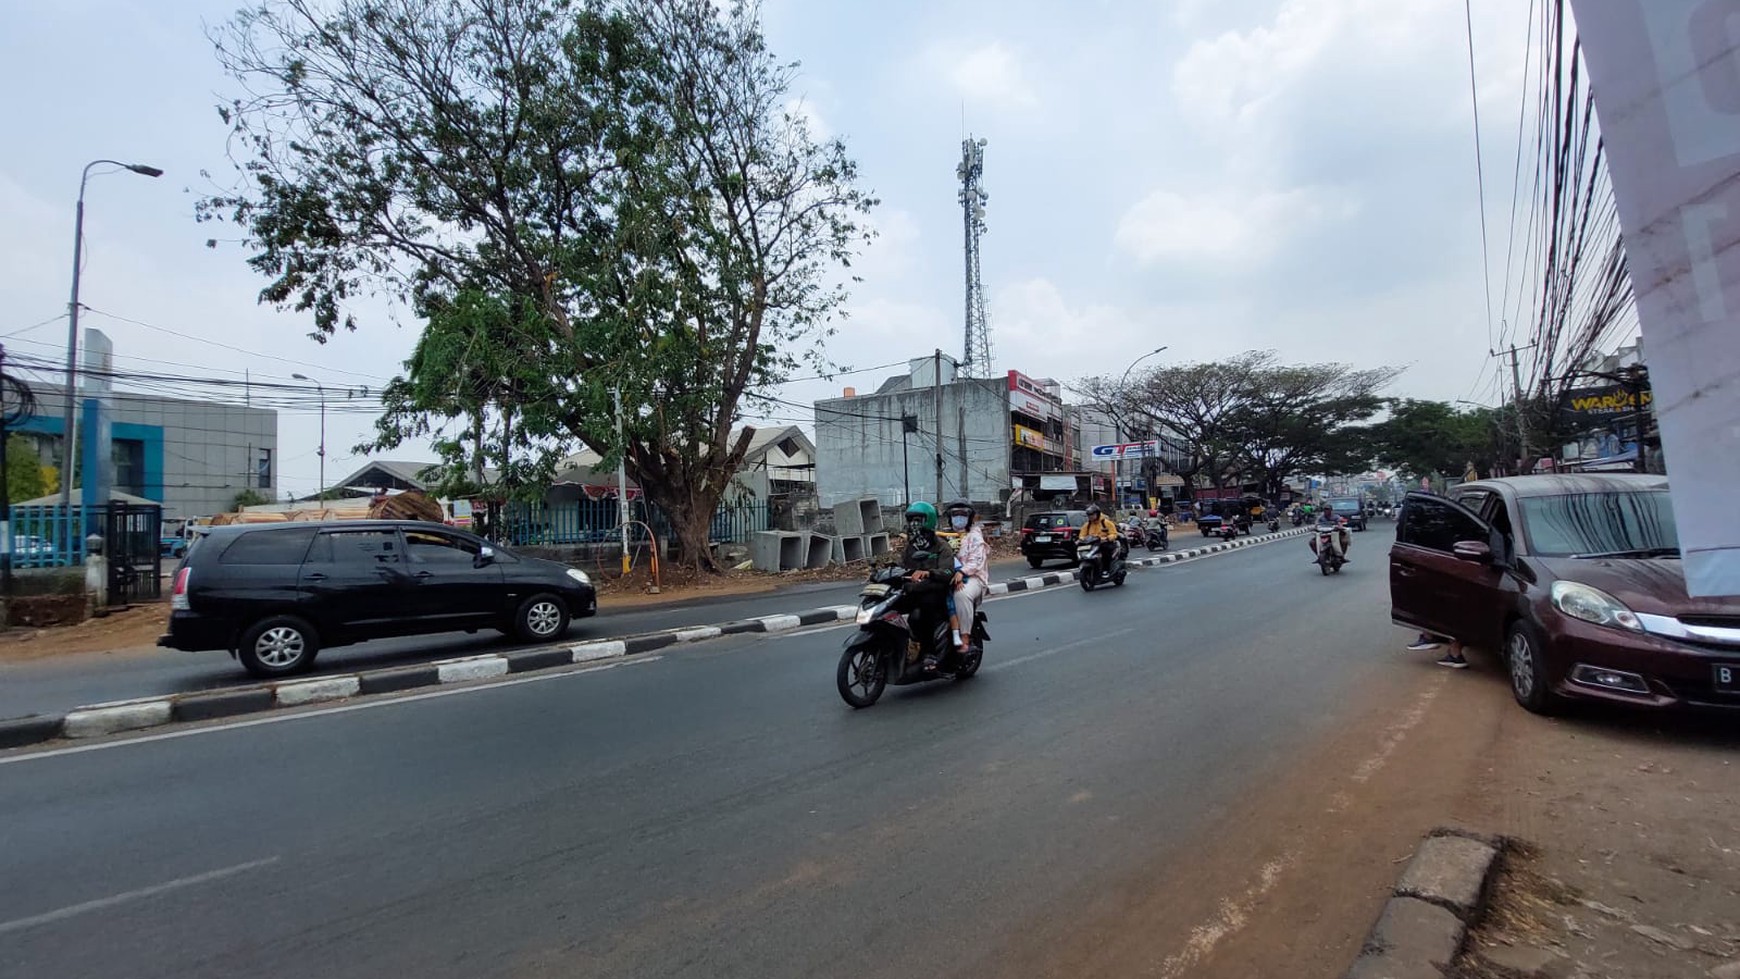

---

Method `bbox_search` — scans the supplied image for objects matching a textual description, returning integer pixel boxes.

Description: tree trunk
[638,477,722,573]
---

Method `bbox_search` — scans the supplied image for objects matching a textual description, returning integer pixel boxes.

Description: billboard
[1090,440,1161,461]
[1557,383,1653,428]
[1571,0,1740,595]
[1007,370,1062,422]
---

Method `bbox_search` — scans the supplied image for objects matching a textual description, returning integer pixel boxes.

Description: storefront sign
[1558,383,1653,426]
[1008,370,1062,422]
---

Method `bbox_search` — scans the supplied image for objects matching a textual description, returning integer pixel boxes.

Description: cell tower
[957,136,992,378]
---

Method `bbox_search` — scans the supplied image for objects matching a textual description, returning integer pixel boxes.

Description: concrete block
[173,688,275,723]
[623,633,675,654]
[274,675,361,707]
[865,533,891,559]
[834,501,865,536]
[833,535,866,564]
[751,531,806,572]
[357,666,439,695]
[571,640,627,663]
[63,700,173,738]
[0,714,64,749]
[1345,897,1465,979]
[504,648,573,673]
[759,613,802,631]
[857,498,884,535]
[434,655,510,683]
[803,534,831,570]
[672,625,722,643]
[1396,835,1498,919]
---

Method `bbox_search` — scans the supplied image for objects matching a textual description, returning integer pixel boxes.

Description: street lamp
[1114,346,1168,504]
[292,374,326,499]
[61,159,162,509]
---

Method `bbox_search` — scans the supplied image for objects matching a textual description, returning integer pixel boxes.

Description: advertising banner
[1089,440,1161,461]
[1571,0,1740,594]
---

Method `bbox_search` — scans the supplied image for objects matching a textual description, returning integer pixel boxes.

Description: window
[257,448,273,490]
[322,530,401,564]
[219,528,316,566]
[112,439,145,497]
[1519,492,1678,557]
[404,530,482,564]
[1397,496,1486,553]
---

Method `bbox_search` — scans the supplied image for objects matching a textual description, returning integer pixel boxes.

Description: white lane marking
[1327,672,1449,812]
[984,627,1138,672]
[1157,851,1301,979]
[0,657,663,765]
[0,856,280,935]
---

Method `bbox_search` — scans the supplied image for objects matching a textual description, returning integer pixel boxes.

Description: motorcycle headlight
[1550,580,1642,632]
[565,567,591,585]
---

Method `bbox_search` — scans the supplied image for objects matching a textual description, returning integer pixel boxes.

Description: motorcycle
[1216,520,1240,541]
[1309,522,1348,575]
[837,564,987,708]
[1267,517,1281,533]
[1290,510,1305,527]
[1144,522,1169,551]
[1077,536,1127,591]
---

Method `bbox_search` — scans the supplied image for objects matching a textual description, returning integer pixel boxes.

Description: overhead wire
[1463,0,1498,350]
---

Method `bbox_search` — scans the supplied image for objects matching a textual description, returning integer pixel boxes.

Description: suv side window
[1397,495,1486,553]
[320,530,402,564]
[219,527,316,565]
[404,529,482,564]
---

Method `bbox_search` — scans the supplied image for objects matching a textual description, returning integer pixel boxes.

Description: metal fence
[500,500,770,548]
[7,502,164,604]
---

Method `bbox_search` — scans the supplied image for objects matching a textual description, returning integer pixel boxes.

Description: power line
[4,313,67,340]
[79,307,391,382]
[1464,0,1498,350]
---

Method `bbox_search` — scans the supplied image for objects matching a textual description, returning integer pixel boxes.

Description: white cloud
[1113,186,1358,267]
[782,96,830,142]
[932,41,1039,112]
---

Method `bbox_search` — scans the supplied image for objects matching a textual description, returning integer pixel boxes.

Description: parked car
[1327,497,1367,531]
[1389,474,1740,713]
[160,520,598,678]
[1019,510,1087,568]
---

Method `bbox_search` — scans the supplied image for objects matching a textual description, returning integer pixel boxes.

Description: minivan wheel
[1506,621,1559,715]
[238,615,320,678]
[513,593,570,643]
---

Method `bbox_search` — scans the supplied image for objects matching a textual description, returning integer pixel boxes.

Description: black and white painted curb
[1343,828,1504,979]
[0,527,1312,751]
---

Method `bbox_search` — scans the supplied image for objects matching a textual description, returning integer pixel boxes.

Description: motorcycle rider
[1313,509,1352,564]
[901,501,956,671]
[1081,503,1121,575]
[944,499,989,653]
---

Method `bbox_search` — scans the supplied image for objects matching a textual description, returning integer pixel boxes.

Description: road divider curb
[0,526,1316,752]
[1343,828,1503,979]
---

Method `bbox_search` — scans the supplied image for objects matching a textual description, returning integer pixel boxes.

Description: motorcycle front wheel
[1080,568,1096,591]
[836,644,887,708]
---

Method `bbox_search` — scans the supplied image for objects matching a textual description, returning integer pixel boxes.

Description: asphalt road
[0,531,1402,979]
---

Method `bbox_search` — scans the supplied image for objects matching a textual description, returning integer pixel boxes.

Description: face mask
[950,515,969,530]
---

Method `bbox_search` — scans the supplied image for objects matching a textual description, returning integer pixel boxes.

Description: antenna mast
[958,136,992,378]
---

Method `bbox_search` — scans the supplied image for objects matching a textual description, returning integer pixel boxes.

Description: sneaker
[1436,652,1469,669]
[1407,636,1443,651]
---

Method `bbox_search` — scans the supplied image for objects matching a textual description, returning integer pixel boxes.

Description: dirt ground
[0,603,171,663]
[961,644,1740,979]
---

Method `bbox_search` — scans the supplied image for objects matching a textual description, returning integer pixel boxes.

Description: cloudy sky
[0,0,1547,498]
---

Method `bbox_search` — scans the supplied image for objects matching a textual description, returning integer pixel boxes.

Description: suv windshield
[1519,491,1679,558]
[1329,499,1360,514]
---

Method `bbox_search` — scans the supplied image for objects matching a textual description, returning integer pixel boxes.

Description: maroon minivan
[1390,474,1740,713]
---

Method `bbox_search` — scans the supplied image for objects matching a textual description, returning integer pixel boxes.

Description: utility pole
[957,399,969,503]
[900,414,918,507]
[614,385,630,575]
[933,349,944,504]
[1493,343,1537,472]
[1,345,11,597]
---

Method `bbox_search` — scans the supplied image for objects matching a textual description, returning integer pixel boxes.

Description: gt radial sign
[1090,440,1160,461]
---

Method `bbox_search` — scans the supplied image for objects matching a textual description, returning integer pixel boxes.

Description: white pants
[954,577,988,631]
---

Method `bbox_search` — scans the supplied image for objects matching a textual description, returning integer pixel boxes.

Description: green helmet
[904,501,938,531]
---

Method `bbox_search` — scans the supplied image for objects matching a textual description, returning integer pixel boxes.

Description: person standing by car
[944,500,988,652]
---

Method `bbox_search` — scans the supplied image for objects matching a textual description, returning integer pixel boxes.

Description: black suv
[1019,510,1087,568]
[160,521,598,678]
[1327,497,1368,531]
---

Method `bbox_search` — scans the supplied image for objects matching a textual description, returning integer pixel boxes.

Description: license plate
[1715,664,1740,692]
[1033,535,1053,543]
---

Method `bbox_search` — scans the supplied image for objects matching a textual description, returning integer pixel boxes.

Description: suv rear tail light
[171,567,191,610]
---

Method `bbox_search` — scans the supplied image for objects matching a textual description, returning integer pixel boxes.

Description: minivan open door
[1390,492,1502,643]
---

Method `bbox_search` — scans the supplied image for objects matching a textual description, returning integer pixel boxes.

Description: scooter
[1145,523,1169,551]
[1216,521,1240,541]
[1291,510,1305,527]
[837,565,988,708]
[1077,536,1127,591]
[1309,522,1348,575]
[1267,516,1281,533]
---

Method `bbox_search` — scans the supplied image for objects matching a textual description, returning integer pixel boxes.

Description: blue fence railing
[501,500,771,549]
[9,505,97,568]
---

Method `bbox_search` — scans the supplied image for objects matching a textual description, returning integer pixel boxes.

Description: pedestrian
[1406,632,1468,669]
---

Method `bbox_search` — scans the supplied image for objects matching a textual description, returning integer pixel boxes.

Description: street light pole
[292,374,326,498]
[61,160,162,509]
[1113,345,1168,506]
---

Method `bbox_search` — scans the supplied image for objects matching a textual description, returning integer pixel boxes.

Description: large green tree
[203,0,873,568]
[1353,399,1506,483]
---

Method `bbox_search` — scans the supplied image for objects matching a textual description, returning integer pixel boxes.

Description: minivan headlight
[1550,580,1642,632]
[566,568,591,585]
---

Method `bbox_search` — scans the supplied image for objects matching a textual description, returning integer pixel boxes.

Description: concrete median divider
[0,527,1313,751]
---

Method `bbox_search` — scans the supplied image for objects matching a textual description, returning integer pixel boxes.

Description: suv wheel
[238,615,320,678]
[513,593,571,643]
[1505,621,1559,715]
